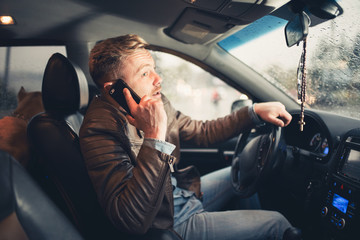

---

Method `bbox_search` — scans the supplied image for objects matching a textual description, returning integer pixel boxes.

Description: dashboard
[284,111,332,163]
[319,128,360,239]
[280,110,360,239]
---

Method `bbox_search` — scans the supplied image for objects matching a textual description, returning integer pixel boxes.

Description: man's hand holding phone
[123,88,167,141]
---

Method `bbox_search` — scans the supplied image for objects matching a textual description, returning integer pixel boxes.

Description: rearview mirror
[284,12,310,47]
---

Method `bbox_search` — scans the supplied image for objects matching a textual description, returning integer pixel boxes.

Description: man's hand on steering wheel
[254,102,292,127]
[231,101,291,198]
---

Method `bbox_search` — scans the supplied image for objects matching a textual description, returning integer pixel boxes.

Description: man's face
[121,49,162,100]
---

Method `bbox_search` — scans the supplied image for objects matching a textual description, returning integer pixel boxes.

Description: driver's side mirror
[284,12,310,47]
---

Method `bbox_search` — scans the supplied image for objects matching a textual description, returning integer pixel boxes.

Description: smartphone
[109,79,141,117]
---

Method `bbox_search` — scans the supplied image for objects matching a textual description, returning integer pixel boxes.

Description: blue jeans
[173,167,291,240]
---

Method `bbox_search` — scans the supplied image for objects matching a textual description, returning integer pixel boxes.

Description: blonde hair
[89,34,149,88]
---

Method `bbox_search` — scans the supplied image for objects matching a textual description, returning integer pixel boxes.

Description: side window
[0,46,66,118]
[152,51,248,120]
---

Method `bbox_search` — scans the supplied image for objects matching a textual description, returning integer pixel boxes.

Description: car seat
[26,52,118,240]
[27,53,182,240]
[0,150,83,240]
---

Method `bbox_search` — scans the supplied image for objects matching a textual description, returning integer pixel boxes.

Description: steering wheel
[231,124,284,198]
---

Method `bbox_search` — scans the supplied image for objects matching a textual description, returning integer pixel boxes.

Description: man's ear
[103,82,114,92]
[17,86,27,101]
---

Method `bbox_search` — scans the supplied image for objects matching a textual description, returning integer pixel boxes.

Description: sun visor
[167,0,289,44]
[166,8,236,44]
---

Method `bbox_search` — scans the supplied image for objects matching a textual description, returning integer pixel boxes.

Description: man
[79,34,293,239]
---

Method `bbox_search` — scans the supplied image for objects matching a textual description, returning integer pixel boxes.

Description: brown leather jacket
[79,94,254,235]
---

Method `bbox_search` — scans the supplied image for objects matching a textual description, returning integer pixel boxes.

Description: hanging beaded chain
[298,37,307,131]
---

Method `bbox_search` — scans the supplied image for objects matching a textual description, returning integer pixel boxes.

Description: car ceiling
[1,0,291,49]
[0,0,340,57]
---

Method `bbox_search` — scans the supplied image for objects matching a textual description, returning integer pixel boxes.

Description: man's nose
[152,72,162,86]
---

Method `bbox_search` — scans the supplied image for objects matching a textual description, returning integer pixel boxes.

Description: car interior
[0,150,83,240]
[1,0,360,240]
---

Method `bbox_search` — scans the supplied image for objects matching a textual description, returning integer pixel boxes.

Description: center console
[320,131,360,239]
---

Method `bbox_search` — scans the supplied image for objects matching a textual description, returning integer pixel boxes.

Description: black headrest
[42,53,89,116]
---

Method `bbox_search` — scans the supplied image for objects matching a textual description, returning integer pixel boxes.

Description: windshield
[219,1,360,120]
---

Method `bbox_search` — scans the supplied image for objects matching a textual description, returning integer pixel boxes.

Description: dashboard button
[321,206,328,216]
[337,218,345,230]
